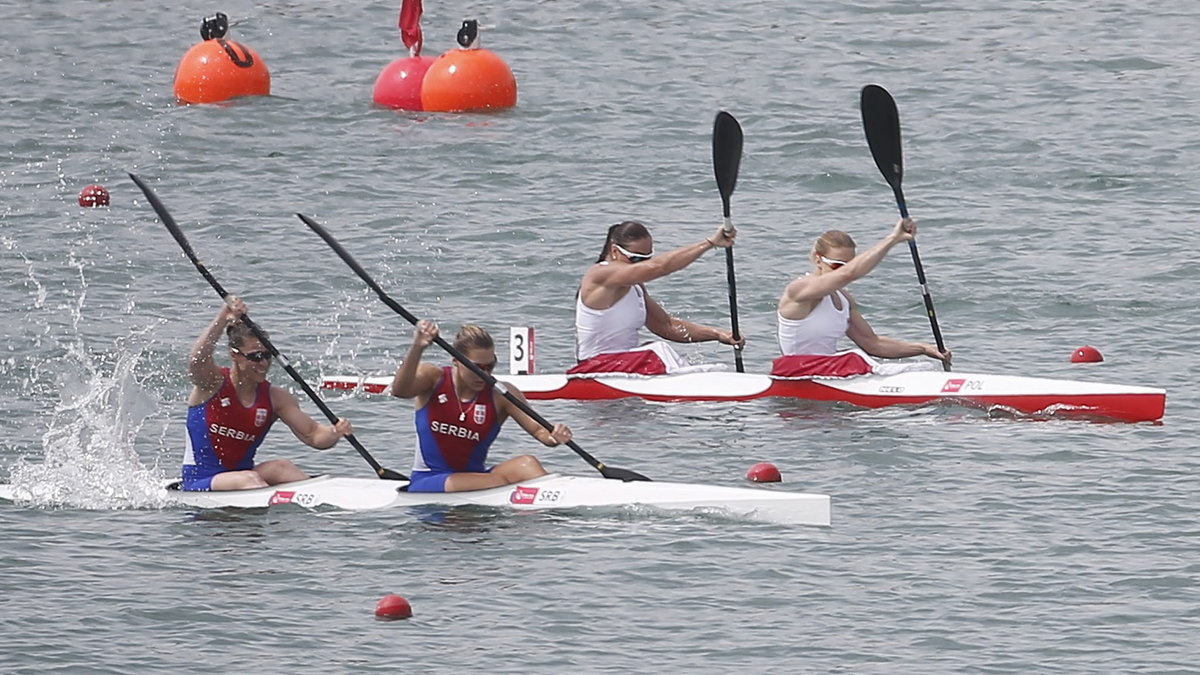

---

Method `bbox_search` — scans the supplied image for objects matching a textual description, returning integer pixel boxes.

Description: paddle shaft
[128,173,407,480]
[296,213,651,482]
[888,187,950,371]
[713,111,745,372]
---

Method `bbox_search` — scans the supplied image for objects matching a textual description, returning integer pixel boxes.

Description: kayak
[0,473,831,526]
[321,370,1166,423]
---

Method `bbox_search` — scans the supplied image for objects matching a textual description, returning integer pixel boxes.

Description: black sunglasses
[232,347,273,362]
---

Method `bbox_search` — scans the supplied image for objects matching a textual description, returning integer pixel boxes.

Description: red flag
[399,0,423,56]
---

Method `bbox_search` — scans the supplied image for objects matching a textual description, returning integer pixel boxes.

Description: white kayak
[0,473,831,526]
[322,369,1165,423]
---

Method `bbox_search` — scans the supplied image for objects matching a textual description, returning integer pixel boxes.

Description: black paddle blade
[599,465,652,482]
[860,84,904,191]
[712,111,744,217]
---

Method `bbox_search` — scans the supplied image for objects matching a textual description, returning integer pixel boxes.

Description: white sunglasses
[819,254,848,270]
[614,243,654,263]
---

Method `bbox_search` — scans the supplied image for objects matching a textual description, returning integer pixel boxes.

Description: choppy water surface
[2,1,1197,672]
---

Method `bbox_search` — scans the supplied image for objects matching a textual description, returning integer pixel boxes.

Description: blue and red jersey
[412,366,500,475]
[182,368,276,488]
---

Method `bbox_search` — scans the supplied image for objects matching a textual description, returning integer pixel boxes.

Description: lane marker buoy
[78,185,110,207]
[374,594,413,620]
[1070,345,1103,363]
[746,462,782,483]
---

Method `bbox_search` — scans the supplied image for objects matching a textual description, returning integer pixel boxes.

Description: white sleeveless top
[575,277,647,361]
[777,290,850,356]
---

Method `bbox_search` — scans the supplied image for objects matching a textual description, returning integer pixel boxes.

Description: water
[2,1,1197,672]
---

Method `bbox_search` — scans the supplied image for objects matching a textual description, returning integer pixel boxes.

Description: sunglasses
[232,347,273,362]
[819,254,848,270]
[614,243,654,263]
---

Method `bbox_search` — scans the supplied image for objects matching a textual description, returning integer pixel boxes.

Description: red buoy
[374,594,413,620]
[373,56,437,110]
[173,13,270,104]
[1070,345,1103,363]
[746,462,782,483]
[78,185,110,207]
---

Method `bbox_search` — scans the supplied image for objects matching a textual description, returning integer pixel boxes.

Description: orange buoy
[420,20,516,113]
[173,13,270,104]
[373,56,437,110]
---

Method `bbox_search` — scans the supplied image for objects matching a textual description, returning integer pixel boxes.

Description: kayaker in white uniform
[572,220,744,375]
[774,218,950,377]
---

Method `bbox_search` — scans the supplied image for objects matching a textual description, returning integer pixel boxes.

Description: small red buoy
[1070,345,1103,363]
[173,13,270,104]
[374,594,412,620]
[746,462,782,483]
[78,185,110,207]
[373,56,437,110]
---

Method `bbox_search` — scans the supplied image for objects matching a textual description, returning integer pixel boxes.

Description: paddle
[296,212,652,482]
[859,84,951,372]
[712,110,745,372]
[127,173,407,481]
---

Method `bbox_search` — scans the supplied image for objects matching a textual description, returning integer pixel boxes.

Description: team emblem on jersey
[220,397,231,407]
[473,404,486,425]
[437,393,448,404]
[255,408,268,427]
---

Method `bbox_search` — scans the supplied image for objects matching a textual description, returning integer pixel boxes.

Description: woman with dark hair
[182,297,352,491]
[571,220,744,375]
[773,218,950,377]
[391,320,572,493]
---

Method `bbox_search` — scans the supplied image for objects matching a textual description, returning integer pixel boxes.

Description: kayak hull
[322,370,1166,423]
[0,474,832,526]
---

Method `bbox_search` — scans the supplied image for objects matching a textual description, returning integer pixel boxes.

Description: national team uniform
[408,366,501,492]
[570,275,687,375]
[182,368,276,491]
[776,288,852,356]
[772,287,928,378]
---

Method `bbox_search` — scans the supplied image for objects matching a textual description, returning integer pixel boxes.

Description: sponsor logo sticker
[268,491,294,506]
[941,379,966,393]
[510,486,539,505]
[220,397,231,407]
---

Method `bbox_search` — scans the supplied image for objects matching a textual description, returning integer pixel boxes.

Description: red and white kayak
[322,370,1166,423]
[0,474,831,526]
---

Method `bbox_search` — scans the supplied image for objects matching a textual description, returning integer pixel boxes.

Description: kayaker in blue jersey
[182,297,352,491]
[391,320,572,493]
[773,218,951,377]
[572,220,744,375]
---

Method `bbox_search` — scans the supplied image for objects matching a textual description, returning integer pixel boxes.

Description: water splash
[5,337,171,509]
